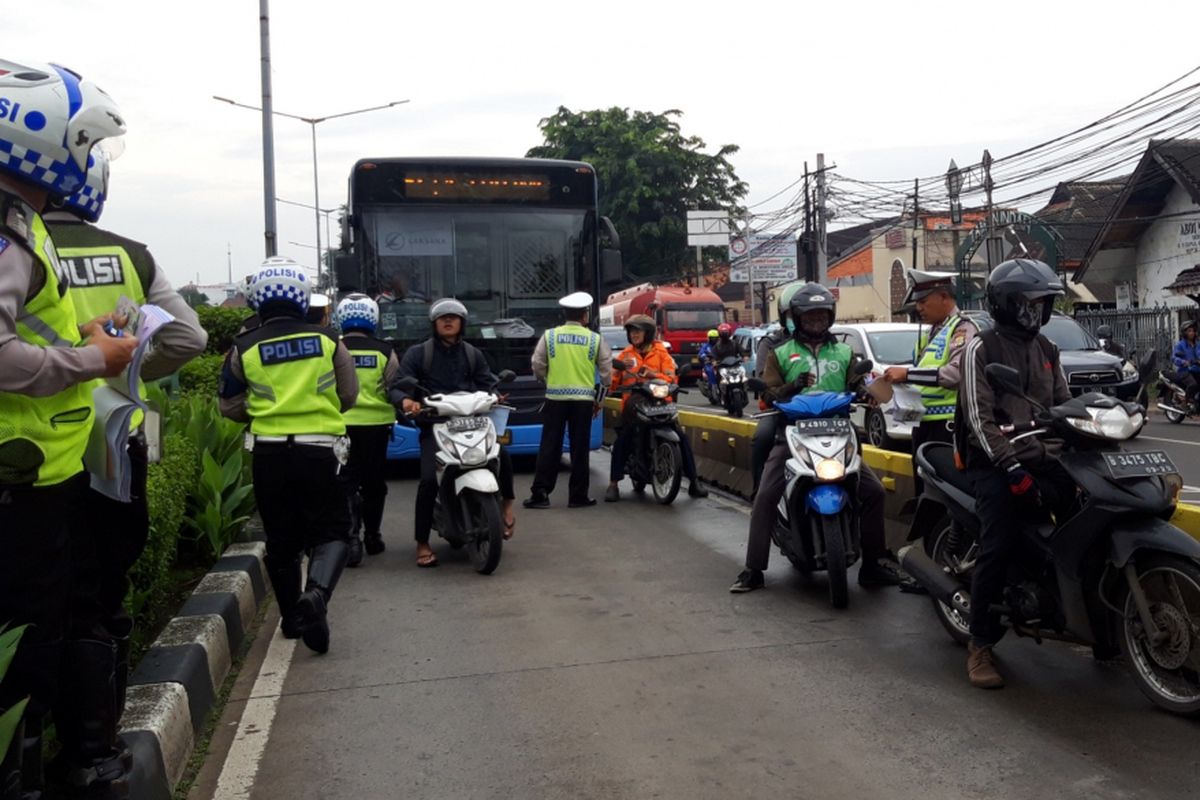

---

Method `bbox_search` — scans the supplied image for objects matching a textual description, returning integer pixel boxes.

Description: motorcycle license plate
[447,416,488,433]
[792,418,851,435]
[1104,450,1178,479]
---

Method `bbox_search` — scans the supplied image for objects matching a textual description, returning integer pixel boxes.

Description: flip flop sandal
[417,551,439,568]
[503,515,516,541]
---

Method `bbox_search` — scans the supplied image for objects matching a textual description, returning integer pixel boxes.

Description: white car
[830,322,922,450]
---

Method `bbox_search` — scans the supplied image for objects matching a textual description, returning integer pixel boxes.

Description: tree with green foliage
[527,107,747,281]
[179,285,210,309]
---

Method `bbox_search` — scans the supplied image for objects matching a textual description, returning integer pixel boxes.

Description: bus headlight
[815,458,846,481]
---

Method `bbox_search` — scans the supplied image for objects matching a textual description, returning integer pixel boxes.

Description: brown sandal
[503,514,516,540]
[416,548,439,568]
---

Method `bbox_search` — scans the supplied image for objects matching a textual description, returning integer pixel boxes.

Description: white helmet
[61,143,109,222]
[0,59,126,197]
[248,256,310,315]
[429,297,468,323]
[334,293,379,334]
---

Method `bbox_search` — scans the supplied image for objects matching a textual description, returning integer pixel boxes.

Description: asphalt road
[192,454,1199,800]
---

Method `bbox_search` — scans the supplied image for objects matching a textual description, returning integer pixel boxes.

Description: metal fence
[1074,306,1193,364]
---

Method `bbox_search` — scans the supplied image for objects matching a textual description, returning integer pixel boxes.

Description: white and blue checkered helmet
[0,59,126,197]
[248,257,310,314]
[334,293,379,334]
[61,144,109,222]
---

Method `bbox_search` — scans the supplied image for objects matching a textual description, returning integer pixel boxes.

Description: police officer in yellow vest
[0,59,136,800]
[525,292,613,509]
[220,258,359,655]
[882,270,977,492]
[333,293,399,566]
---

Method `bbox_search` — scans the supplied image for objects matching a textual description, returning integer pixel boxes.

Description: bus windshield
[359,206,593,344]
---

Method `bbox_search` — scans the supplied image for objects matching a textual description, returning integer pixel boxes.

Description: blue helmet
[61,145,109,222]
[248,257,310,314]
[0,59,126,197]
[334,293,379,334]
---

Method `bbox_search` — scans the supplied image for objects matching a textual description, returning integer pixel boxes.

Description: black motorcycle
[900,363,1200,715]
[1156,354,1200,424]
[611,361,684,504]
[716,355,749,418]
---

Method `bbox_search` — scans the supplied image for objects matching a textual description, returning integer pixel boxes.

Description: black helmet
[624,314,657,343]
[1095,324,1113,339]
[1181,320,1197,338]
[788,282,837,342]
[985,259,1063,337]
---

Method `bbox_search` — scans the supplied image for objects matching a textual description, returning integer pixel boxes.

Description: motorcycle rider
[731,283,903,593]
[956,259,1076,689]
[882,271,976,491]
[219,259,358,655]
[1095,324,1125,359]
[1171,321,1200,410]
[604,314,708,502]
[392,298,518,566]
[701,323,740,396]
[0,59,136,800]
[334,294,400,564]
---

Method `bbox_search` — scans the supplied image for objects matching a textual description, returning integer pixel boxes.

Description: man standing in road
[525,292,613,509]
[882,271,976,491]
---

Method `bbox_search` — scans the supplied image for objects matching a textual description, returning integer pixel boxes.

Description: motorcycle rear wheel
[461,489,503,575]
[1119,554,1200,715]
[930,518,973,645]
[819,514,849,609]
[651,440,682,505]
[1164,407,1186,424]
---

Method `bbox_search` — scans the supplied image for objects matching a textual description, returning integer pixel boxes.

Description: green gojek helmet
[776,281,805,326]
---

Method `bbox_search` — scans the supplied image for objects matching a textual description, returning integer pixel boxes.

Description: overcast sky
[6,1,1197,289]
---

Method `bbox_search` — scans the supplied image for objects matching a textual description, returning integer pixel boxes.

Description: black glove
[789,373,814,393]
[1006,463,1038,502]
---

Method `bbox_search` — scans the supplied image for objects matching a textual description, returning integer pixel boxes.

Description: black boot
[264,554,304,639]
[52,639,131,799]
[297,541,349,654]
[3,639,61,800]
[363,531,385,556]
[346,493,364,568]
[19,714,44,798]
[104,617,134,726]
[362,493,386,556]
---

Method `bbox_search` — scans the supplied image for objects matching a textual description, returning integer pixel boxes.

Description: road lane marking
[1139,435,1200,447]
[212,627,297,799]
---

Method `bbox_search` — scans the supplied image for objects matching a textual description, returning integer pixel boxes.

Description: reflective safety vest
[913,315,963,420]
[0,213,93,486]
[773,338,853,394]
[544,322,600,402]
[236,319,346,436]
[343,335,396,427]
[50,223,153,427]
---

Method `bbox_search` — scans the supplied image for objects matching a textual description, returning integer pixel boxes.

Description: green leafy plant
[128,432,197,618]
[184,448,255,560]
[178,354,224,397]
[0,624,29,760]
[195,306,253,355]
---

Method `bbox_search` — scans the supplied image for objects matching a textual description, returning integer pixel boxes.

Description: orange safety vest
[612,341,677,411]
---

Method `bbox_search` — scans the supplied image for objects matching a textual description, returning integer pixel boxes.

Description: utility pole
[912,178,920,275]
[227,243,232,285]
[816,153,828,285]
[259,0,278,257]
[745,213,756,326]
[803,162,813,282]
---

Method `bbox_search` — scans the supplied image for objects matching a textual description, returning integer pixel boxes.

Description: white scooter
[398,371,515,574]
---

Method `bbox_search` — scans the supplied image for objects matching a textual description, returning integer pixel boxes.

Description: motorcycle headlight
[461,445,486,466]
[815,458,846,481]
[435,428,460,460]
[1065,405,1140,440]
[1121,360,1138,380]
[650,382,671,399]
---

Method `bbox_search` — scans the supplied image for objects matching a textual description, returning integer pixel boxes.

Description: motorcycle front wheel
[461,489,503,575]
[818,514,849,609]
[1119,554,1200,715]
[651,440,682,505]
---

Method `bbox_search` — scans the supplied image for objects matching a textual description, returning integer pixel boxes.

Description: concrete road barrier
[602,398,1200,541]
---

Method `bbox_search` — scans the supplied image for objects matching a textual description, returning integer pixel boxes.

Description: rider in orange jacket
[605,315,707,502]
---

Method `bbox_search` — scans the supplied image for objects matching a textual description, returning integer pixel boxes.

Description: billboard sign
[729,232,798,283]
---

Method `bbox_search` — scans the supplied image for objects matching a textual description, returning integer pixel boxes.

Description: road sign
[687,211,732,247]
[729,232,798,283]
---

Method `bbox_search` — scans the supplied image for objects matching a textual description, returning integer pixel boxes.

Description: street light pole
[259,0,277,257]
[214,95,409,283]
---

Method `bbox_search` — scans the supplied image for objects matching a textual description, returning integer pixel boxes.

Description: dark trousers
[911,419,954,496]
[531,400,594,502]
[610,423,699,483]
[968,460,1076,646]
[253,444,350,561]
[751,413,779,492]
[342,425,391,536]
[0,476,83,715]
[745,443,887,571]
[1178,371,1200,405]
[416,432,515,543]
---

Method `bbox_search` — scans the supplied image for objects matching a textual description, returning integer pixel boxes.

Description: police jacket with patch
[957,328,1071,471]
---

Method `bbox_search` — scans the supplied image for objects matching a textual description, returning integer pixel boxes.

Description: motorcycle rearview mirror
[746,377,767,392]
[984,364,1023,396]
[497,369,516,384]
[612,359,628,371]
[395,376,421,393]
[1138,349,1158,380]
[850,359,874,377]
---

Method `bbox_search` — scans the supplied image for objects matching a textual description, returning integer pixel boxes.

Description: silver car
[830,322,922,450]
